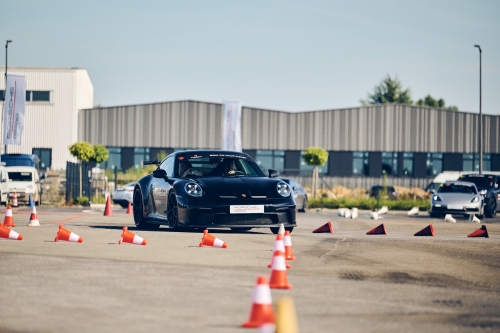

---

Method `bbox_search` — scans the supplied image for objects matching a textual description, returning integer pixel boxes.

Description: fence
[289,175,431,191]
[66,162,93,203]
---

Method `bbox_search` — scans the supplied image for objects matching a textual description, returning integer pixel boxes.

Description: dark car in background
[133,150,297,234]
[280,178,308,212]
[459,173,500,218]
[369,185,399,200]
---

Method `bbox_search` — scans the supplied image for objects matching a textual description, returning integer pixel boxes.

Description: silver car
[429,181,484,218]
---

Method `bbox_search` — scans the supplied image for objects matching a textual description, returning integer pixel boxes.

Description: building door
[32,148,52,170]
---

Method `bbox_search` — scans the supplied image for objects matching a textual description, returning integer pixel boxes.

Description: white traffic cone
[370,212,379,220]
[344,209,351,219]
[338,208,346,217]
[468,214,481,223]
[444,214,456,223]
[278,223,285,236]
[378,206,388,215]
[407,207,419,216]
[351,208,358,219]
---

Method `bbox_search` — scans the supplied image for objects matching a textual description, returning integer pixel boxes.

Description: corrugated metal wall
[80,101,500,153]
[1,67,94,169]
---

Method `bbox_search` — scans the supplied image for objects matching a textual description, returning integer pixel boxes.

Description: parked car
[280,178,308,212]
[369,185,398,200]
[112,182,136,208]
[0,164,10,205]
[458,173,500,218]
[6,166,42,205]
[133,150,296,233]
[429,181,484,218]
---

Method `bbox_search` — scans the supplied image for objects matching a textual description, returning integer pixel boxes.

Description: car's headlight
[25,185,34,193]
[432,195,441,202]
[470,196,479,203]
[184,183,203,197]
[276,182,291,197]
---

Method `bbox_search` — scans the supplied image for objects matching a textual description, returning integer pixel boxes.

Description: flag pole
[3,40,12,156]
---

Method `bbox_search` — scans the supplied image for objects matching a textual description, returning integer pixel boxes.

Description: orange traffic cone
[126,202,133,215]
[54,224,83,243]
[414,224,435,237]
[3,206,15,227]
[119,226,147,245]
[12,191,18,207]
[199,229,228,248]
[366,223,387,235]
[28,206,40,227]
[312,221,334,233]
[242,276,275,328]
[0,223,23,240]
[103,195,113,216]
[268,233,290,268]
[284,230,296,260]
[468,225,489,238]
[268,250,292,289]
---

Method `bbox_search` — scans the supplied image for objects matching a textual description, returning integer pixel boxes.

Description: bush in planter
[308,197,430,211]
[75,196,89,206]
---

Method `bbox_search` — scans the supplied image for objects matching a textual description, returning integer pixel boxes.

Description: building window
[1,90,50,102]
[382,152,398,175]
[402,153,414,176]
[353,152,369,176]
[427,153,443,176]
[32,91,50,102]
[255,150,285,172]
[32,148,52,170]
[99,147,121,170]
[463,154,491,171]
[300,150,327,175]
[134,148,150,169]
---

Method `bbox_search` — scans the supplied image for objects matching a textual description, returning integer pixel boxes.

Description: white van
[5,166,41,205]
[425,171,462,193]
[0,165,10,204]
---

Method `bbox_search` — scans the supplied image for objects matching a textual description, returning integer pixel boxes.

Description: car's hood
[437,193,477,204]
[196,177,274,198]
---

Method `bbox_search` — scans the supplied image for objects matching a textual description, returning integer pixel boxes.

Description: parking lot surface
[0,206,499,333]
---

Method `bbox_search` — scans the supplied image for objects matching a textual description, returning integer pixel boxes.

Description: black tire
[485,197,497,218]
[133,187,160,230]
[270,227,294,234]
[167,191,180,230]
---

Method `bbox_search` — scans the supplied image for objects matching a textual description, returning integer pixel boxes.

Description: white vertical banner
[3,74,26,146]
[222,101,242,151]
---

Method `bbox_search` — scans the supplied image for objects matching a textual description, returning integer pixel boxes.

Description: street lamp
[3,40,12,156]
[474,44,482,174]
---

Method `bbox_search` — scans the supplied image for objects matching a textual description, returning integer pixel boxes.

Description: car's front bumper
[177,201,296,229]
[430,202,482,215]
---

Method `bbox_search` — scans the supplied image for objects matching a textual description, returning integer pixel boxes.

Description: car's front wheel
[485,197,497,218]
[167,192,180,230]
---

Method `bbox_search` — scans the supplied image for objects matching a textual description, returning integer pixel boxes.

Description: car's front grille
[213,214,276,225]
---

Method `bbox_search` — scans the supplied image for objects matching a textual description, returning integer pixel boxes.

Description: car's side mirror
[152,169,167,179]
[292,186,297,190]
[429,189,435,194]
[268,169,279,178]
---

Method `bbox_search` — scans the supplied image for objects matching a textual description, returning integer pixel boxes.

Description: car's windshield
[460,176,494,190]
[175,155,266,178]
[438,183,477,194]
[8,171,33,182]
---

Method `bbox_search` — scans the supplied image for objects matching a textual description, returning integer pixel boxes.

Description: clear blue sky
[2,0,499,114]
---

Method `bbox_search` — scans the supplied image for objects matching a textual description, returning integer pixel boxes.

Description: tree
[92,144,109,163]
[302,147,328,198]
[69,142,95,198]
[416,94,458,111]
[361,75,413,106]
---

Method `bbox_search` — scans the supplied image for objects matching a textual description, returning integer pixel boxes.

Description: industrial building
[80,100,500,187]
[0,67,93,169]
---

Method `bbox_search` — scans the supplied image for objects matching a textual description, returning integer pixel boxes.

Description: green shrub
[308,197,430,211]
[75,196,89,206]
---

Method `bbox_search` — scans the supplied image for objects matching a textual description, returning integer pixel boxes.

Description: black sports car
[133,150,297,233]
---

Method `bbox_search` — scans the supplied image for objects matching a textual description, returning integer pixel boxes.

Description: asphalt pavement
[0,205,499,333]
